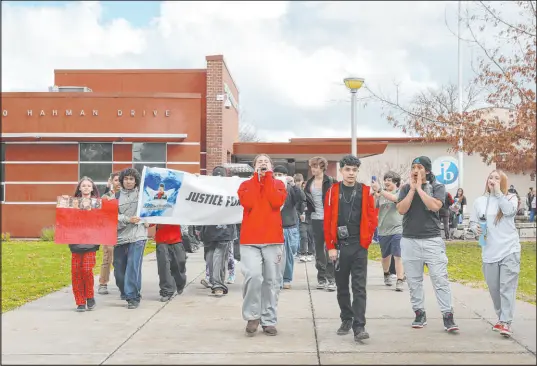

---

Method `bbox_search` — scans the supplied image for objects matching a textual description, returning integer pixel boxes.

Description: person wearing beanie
[273,165,303,290]
[396,156,459,332]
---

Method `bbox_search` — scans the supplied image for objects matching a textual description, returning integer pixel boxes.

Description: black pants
[312,219,335,283]
[299,221,315,255]
[440,215,450,239]
[156,243,187,297]
[335,244,368,328]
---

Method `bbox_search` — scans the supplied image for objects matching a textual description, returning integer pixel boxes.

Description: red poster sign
[55,199,118,245]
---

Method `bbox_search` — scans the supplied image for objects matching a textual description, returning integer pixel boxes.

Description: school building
[1,55,534,238]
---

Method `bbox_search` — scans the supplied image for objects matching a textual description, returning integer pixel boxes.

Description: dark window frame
[78,142,114,184]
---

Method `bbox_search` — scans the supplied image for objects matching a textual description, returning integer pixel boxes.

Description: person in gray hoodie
[112,168,149,309]
[273,165,303,289]
[199,166,238,297]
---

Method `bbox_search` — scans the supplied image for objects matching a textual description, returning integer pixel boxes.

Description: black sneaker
[337,319,353,335]
[86,298,96,310]
[159,295,172,302]
[127,300,140,309]
[353,327,370,342]
[412,309,427,328]
[443,312,459,332]
[76,304,86,312]
[316,281,327,290]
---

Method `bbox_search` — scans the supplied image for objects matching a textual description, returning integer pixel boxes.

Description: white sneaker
[299,256,307,262]
[306,255,314,262]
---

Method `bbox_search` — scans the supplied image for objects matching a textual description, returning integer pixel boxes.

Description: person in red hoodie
[238,154,287,337]
[324,155,377,343]
[155,224,187,302]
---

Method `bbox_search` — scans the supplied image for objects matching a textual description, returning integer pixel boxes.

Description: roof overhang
[233,139,388,161]
[1,133,188,143]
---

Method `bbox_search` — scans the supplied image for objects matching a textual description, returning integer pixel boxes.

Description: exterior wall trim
[3,133,188,139]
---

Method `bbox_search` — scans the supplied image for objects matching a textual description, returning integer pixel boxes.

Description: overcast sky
[2,1,494,141]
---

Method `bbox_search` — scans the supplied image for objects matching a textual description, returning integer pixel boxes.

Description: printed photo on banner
[57,196,102,210]
[139,167,183,218]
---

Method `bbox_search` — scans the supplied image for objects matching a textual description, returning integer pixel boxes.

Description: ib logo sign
[432,156,459,189]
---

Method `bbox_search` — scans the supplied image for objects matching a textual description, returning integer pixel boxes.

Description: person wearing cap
[199,166,238,297]
[273,165,303,290]
[396,156,459,332]
[324,155,377,342]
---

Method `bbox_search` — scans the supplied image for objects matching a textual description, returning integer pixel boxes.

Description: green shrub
[1,232,11,241]
[40,226,55,242]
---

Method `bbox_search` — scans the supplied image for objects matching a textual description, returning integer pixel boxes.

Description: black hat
[273,165,288,175]
[411,156,432,172]
[212,166,227,177]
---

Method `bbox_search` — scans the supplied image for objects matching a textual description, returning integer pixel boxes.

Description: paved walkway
[2,250,536,365]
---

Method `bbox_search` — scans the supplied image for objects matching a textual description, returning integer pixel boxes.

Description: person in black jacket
[304,156,336,291]
[199,166,238,297]
[274,165,303,289]
[67,177,101,312]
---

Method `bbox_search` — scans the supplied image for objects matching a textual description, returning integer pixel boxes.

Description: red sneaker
[492,322,502,332]
[499,323,513,337]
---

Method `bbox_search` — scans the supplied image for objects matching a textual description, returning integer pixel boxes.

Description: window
[79,143,113,183]
[132,143,166,174]
[1,143,4,202]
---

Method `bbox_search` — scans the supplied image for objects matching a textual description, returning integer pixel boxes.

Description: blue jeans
[282,226,300,283]
[114,240,146,302]
[530,209,536,223]
[373,227,379,242]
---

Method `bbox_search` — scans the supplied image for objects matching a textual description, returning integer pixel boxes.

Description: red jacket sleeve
[238,180,260,210]
[264,172,287,209]
[324,186,336,251]
[365,186,378,239]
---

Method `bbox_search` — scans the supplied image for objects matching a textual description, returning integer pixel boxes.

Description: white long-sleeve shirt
[469,193,520,263]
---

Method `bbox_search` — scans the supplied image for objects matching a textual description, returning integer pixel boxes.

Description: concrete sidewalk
[2,250,535,365]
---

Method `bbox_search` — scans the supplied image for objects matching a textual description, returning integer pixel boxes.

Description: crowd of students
[65,153,523,342]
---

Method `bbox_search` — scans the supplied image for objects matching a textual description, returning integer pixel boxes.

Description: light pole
[344,77,365,157]
[457,0,464,189]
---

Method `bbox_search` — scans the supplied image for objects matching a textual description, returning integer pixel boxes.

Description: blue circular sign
[432,156,459,188]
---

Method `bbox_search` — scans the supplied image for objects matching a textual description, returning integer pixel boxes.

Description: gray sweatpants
[482,252,521,324]
[241,244,284,327]
[205,241,232,293]
[401,237,453,314]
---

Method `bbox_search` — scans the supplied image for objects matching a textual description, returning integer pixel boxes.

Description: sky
[1,1,499,142]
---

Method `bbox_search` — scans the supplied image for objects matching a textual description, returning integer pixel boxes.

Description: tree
[239,123,262,142]
[367,1,536,173]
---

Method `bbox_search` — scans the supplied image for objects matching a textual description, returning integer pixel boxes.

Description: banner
[136,167,249,225]
[55,198,118,245]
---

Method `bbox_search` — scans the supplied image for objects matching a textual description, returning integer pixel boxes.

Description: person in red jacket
[155,224,187,302]
[324,155,377,343]
[238,154,287,337]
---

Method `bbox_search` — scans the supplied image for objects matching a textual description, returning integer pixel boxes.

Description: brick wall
[205,55,225,175]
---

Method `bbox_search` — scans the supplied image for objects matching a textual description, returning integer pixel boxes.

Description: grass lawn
[368,241,536,304]
[1,241,156,313]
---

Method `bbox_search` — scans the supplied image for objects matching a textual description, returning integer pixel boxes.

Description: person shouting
[98,172,121,295]
[68,176,101,312]
[305,156,336,291]
[396,156,459,332]
[113,168,149,310]
[470,170,520,337]
[273,165,303,290]
[371,171,405,291]
[324,155,377,342]
[238,154,287,337]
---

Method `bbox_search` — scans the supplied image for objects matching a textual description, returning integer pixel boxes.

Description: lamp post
[344,77,365,156]
[457,0,464,189]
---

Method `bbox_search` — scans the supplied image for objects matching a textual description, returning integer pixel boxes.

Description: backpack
[444,192,454,209]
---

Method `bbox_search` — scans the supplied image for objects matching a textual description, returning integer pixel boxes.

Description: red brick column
[205,55,225,175]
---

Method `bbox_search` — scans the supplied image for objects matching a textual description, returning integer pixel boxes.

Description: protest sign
[136,166,252,225]
[55,198,118,245]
